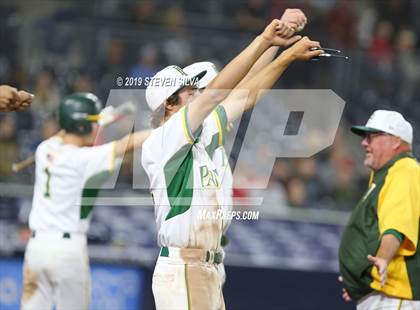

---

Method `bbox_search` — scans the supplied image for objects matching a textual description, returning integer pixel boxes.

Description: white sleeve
[202,105,228,157]
[146,105,199,166]
[142,105,201,192]
[75,142,120,183]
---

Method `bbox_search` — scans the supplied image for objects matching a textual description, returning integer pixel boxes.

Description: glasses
[363,132,390,143]
[310,47,349,61]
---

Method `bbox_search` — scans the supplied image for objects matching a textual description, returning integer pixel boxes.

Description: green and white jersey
[142,104,229,250]
[212,145,233,234]
[339,153,420,301]
[29,136,120,234]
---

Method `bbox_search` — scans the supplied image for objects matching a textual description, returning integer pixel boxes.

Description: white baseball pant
[357,292,420,310]
[152,247,225,310]
[21,231,91,310]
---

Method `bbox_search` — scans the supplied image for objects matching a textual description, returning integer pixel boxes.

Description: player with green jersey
[339,110,420,309]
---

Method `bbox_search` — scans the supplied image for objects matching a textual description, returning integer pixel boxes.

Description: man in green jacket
[339,110,420,309]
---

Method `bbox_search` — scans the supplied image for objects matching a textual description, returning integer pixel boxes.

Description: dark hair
[150,91,181,128]
[166,91,181,106]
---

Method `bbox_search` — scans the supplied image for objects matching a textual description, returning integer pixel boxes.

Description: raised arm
[222,37,323,123]
[187,19,295,132]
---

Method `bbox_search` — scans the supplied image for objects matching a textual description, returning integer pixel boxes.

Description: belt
[160,246,223,264]
[31,231,71,239]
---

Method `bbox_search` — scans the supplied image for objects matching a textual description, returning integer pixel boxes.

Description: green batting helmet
[58,92,103,136]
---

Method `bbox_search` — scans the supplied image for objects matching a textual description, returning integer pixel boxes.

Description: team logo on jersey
[200,166,220,188]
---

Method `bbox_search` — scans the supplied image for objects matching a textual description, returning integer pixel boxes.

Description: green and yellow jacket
[339,152,420,301]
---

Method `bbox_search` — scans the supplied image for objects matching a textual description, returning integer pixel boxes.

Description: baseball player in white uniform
[183,61,232,287]
[21,92,150,310]
[142,17,322,310]
[180,8,308,288]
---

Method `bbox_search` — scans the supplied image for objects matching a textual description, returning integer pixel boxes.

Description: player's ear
[391,136,402,150]
[164,101,174,112]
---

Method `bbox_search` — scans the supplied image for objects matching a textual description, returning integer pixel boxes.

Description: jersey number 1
[44,167,51,197]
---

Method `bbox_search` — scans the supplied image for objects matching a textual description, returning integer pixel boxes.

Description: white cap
[351,110,413,144]
[183,62,218,89]
[145,65,206,111]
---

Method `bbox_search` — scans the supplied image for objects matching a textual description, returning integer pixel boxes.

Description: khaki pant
[358,292,420,310]
[152,248,225,310]
[21,231,90,310]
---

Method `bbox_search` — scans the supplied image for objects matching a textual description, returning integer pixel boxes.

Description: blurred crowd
[0,0,419,214]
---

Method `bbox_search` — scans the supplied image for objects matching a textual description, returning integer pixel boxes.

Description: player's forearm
[245,51,294,107]
[236,46,280,89]
[207,35,271,94]
[376,233,401,264]
[188,32,321,131]
[115,130,151,156]
[187,35,271,131]
[222,49,295,122]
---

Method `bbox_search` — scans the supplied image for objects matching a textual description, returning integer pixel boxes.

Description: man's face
[361,132,399,170]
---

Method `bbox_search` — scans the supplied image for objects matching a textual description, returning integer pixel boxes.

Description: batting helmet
[58,92,102,136]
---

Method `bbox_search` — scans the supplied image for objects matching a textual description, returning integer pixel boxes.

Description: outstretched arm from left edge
[368,233,402,287]
[114,130,151,157]
[0,85,34,112]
